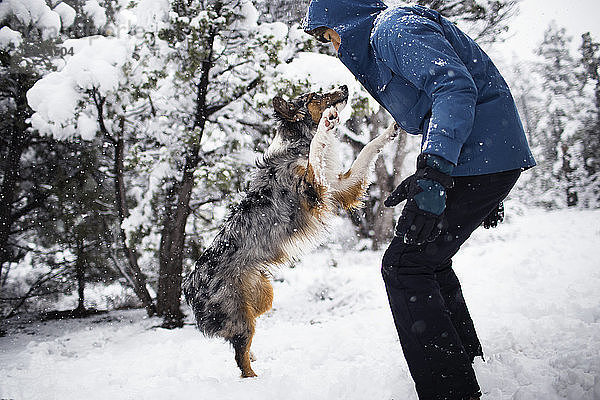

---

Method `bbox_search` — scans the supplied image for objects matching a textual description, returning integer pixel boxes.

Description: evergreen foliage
[514,24,600,208]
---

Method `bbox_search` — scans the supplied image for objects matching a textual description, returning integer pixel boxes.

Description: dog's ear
[273,96,295,119]
[273,96,305,122]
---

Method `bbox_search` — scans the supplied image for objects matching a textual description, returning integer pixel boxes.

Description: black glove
[483,202,504,229]
[384,153,454,245]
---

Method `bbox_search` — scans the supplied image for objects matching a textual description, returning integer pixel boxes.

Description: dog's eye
[307,94,321,104]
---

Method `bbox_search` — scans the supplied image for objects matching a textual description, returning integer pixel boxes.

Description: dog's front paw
[318,107,340,133]
[386,122,402,140]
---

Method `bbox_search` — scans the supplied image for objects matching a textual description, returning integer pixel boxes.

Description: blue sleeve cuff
[421,134,461,170]
[422,153,454,175]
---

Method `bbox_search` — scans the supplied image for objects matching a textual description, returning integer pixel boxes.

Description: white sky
[490,0,600,61]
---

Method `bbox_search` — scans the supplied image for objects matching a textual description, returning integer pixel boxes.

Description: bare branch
[91,87,116,144]
[205,76,261,116]
[3,266,69,319]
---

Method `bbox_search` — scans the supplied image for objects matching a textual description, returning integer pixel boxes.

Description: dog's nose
[340,85,348,94]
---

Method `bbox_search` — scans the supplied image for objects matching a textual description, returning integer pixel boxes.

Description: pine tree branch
[91,87,116,144]
[205,76,261,117]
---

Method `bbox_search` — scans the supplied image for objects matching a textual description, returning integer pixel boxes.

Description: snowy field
[1,208,599,400]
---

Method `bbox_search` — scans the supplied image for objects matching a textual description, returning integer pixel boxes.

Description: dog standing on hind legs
[183,85,399,377]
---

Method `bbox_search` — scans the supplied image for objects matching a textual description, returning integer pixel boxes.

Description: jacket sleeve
[371,14,478,165]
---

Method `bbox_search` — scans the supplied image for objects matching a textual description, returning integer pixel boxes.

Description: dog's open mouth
[329,85,349,118]
[308,85,349,122]
[331,84,349,106]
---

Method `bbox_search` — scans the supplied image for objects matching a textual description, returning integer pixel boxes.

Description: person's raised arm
[372,14,478,165]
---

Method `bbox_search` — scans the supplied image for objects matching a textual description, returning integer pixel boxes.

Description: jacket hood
[303,0,389,95]
[303,0,386,34]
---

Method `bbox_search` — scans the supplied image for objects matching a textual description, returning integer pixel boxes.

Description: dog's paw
[385,122,402,140]
[318,107,340,133]
[389,123,400,139]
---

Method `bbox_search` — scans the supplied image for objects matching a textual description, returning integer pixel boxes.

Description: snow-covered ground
[1,208,599,400]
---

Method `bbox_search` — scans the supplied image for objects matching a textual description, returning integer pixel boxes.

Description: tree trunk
[156,168,196,328]
[156,29,217,328]
[371,157,397,250]
[561,143,579,207]
[75,241,86,313]
[113,127,156,316]
[0,74,31,287]
[93,88,157,316]
[0,127,24,284]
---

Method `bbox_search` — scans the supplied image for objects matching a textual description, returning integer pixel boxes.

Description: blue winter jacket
[303,0,536,176]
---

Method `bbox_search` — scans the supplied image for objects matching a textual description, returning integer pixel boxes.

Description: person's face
[323,28,341,51]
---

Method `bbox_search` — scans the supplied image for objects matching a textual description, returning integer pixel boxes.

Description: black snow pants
[381,168,521,400]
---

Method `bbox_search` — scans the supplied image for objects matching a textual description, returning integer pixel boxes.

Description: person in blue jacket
[303,1,535,399]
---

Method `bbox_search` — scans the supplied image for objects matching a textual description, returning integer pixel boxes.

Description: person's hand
[483,202,504,229]
[384,154,454,245]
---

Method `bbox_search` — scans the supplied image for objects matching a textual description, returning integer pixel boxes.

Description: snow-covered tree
[574,32,600,206]
[533,23,588,207]
[0,0,124,317]
[0,0,66,299]
[23,0,158,316]
[256,0,308,25]
[28,143,120,318]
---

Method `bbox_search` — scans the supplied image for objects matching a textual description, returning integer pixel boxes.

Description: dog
[183,85,398,377]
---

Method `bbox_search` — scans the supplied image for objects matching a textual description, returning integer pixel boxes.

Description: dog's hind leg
[248,275,273,363]
[231,271,273,377]
[231,328,257,378]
